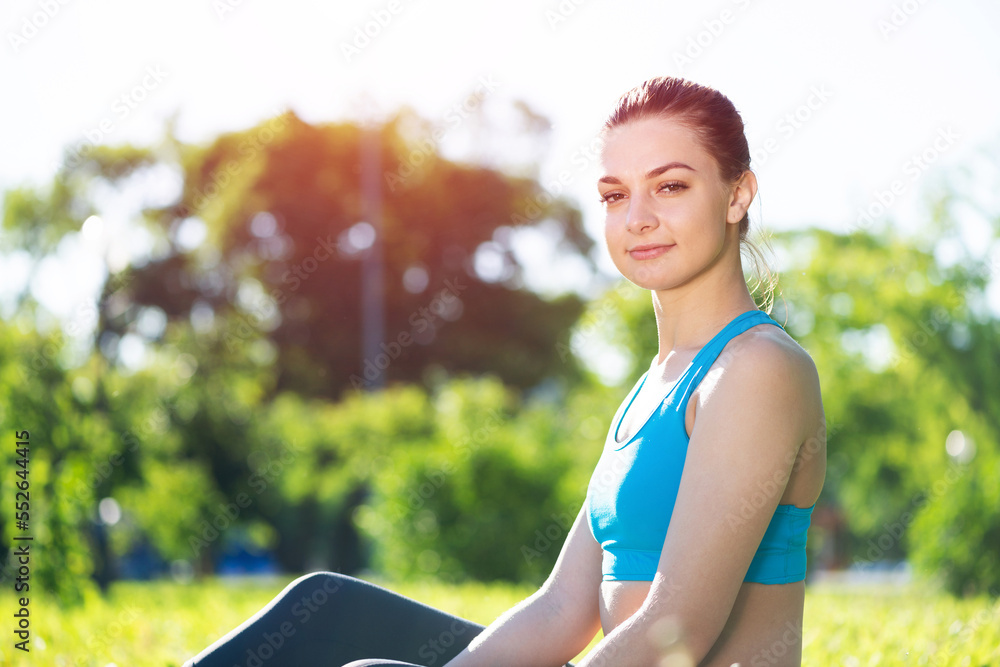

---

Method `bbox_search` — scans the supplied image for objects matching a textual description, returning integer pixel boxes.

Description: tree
[0,102,597,593]
[0,321,110,605]
[89,107,593,400]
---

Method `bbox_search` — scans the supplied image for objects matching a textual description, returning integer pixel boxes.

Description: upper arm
[536,503,604,646]
[642,337,821,657]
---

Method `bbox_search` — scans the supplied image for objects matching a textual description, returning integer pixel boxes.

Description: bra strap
[670,310,782,415]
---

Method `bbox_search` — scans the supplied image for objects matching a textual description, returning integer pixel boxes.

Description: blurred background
[1,0,999,662]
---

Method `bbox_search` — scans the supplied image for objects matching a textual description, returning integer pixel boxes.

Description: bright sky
[2,0,1000,369]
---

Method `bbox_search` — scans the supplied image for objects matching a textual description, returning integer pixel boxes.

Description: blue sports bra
[585,310,814,584]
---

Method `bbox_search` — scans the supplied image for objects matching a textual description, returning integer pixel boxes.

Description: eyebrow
[597,161,696,185]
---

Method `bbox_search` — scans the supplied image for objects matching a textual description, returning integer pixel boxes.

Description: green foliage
[767,228,1000,583]
[117,462,226,562]
[1,180,91,256]
[909,444,1000,597]
[253,384,440,572]
[83,320,273,574]
[0,306,283,599]
[356,376,602,584]
[0,322,109,605]
[579,279,658,383]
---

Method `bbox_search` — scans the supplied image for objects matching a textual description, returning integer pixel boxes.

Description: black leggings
[185,572,489,667]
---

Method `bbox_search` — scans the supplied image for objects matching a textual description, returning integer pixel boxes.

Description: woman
[186,76,825,667]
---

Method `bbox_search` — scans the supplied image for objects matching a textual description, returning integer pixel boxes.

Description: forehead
[599,116,713,178]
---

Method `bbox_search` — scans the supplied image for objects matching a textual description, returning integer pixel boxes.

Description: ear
[727,170,758,225]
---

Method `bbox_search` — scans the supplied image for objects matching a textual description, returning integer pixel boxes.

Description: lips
[627,244,674,260]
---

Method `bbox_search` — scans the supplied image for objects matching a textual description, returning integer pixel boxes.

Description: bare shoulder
[732,321,819,385]
[695,321,823,437]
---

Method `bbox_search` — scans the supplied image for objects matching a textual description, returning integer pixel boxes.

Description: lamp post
[360,124,385,391]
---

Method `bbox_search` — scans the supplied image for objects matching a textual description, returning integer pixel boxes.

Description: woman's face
[598,116,746,292]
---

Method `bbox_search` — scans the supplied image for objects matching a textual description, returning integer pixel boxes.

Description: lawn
[1,576,996,665]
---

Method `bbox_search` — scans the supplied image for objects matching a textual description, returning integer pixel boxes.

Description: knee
[280,571,354,605]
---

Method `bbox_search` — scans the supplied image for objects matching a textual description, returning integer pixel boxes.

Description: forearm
[444,589,591,667]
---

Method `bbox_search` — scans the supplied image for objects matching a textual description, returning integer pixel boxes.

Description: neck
[650,247,758,364]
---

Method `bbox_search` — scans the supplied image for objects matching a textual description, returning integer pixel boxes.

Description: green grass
[802,582,1000,664]
[1,577,997,665]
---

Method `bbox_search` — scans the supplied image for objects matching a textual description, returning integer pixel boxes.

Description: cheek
[603,211,625,245]
[603,219,632,271]
[604,226,623,270]
[678,195,728,243]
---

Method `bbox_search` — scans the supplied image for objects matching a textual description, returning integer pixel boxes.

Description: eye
[598,191,626,204]
[658,181,687,193]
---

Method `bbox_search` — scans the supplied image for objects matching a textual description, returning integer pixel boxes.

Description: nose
[625,191,658,235]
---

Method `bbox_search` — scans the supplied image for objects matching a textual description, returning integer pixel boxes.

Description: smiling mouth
[628,244,674,260]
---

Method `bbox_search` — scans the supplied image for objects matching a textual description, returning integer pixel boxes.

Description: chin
[622,265,687,292]
[624,275,677,292]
